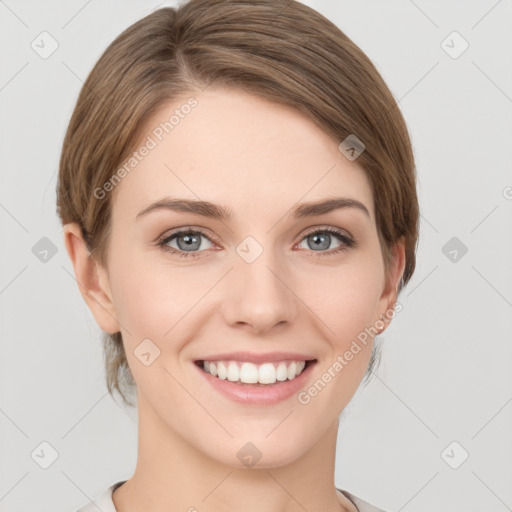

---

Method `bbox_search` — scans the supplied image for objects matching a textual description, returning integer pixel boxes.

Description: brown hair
[57,0,419,407]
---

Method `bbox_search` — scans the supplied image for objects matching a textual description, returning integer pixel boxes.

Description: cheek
[107,249,178,338]
[329,283,380,342]
[107,257,191,389]
[302,256,383,336]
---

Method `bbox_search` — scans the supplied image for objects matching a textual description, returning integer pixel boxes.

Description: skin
[64,86,405,512]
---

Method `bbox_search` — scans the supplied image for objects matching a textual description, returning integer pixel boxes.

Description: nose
[221,247,298,335]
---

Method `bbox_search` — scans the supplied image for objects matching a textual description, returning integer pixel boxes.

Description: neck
[112,391,357,512]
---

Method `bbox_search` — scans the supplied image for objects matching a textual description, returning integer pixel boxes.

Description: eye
[295,227,356,255]
[157,228,214,258]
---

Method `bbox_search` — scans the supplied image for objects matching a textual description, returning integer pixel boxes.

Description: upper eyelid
[301,225,352,238]
[159,226,219,245]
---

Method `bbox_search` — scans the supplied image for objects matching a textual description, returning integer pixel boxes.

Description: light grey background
[1,1,511,511]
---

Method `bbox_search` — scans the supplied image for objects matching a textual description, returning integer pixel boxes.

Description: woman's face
[93,86,403,468]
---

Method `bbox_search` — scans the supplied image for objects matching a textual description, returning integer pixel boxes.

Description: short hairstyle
[57,0,419,407]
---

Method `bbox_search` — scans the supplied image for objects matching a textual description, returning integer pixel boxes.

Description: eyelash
[157,226,356,259]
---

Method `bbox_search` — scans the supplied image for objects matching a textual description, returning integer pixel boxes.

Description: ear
[376,236,406,333]
[63,223,120,334]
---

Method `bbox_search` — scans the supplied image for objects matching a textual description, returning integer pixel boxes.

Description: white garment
[75,480,386,512]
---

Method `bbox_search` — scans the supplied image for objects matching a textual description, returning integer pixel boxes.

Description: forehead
[111,87,374,222]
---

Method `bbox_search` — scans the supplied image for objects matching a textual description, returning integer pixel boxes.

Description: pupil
[178,233,200,250]
[310,233,329,250]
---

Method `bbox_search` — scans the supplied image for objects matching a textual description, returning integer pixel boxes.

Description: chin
[202,431,313,470]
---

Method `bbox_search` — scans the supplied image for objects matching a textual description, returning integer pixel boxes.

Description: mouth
[194,359,317,386]
[194,357,318,405]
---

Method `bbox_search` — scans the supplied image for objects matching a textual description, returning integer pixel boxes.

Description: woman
[57,1,419,510]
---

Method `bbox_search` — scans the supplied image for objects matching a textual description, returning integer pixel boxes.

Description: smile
[196,359,313,385]
[194,359,318,405]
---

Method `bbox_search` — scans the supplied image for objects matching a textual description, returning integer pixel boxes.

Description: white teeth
[240,362,259,383]
[201,359,308,384]
[276,362,288,381]
[258,363,276,384]
[217,362,227,380]
[287,361,297,380]
[227,361,239,382]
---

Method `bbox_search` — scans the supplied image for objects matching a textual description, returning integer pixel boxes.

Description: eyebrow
[135,197,370,222]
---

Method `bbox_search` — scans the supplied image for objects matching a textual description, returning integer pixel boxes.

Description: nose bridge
[222,233,297,331]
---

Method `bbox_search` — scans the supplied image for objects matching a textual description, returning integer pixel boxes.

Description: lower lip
[194,361,317,405]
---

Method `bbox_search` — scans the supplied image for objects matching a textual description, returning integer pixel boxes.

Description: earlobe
[63,223,120,334]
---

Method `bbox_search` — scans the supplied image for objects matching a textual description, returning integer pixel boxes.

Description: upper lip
[195,351,317,364]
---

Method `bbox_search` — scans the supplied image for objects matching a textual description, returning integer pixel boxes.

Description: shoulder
[75,482,383,512]
[337,487,388,512]
[75,480,126,512]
